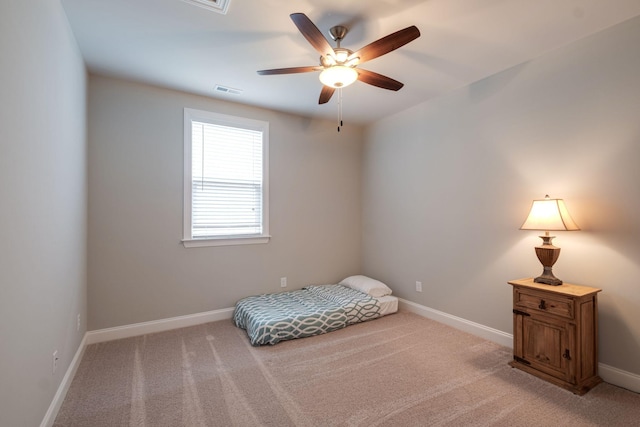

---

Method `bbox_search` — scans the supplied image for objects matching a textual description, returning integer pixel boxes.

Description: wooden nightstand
[508,278,602,395]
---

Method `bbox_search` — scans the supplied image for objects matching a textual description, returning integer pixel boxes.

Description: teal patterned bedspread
[233,284,382,346]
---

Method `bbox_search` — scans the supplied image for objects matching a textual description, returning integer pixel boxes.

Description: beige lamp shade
[520,196,580,231]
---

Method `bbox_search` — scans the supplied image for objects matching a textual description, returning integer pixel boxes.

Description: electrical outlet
[52,350,59,374]
[416,281,423,292]
[280,277,287,288]
[77,314,81,332]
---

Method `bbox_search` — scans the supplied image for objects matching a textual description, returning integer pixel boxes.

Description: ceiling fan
[257,13,421,105]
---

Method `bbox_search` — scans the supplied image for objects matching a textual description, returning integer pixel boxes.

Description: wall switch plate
[416,281,423,292]
[77,314,81,332]
[280,277,287,288]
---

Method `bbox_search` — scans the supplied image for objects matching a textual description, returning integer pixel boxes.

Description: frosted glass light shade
[319,66,358,88]
[520,196,580,231]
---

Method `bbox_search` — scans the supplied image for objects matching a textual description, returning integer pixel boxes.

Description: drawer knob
[562,349,571,360]
[538,300,547,310]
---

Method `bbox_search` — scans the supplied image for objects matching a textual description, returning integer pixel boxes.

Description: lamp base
[533,237,563,286]
[534,267,563,286]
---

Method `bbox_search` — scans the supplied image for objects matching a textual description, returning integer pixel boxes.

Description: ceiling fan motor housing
[321,48,354,67]
[329,25,348,44]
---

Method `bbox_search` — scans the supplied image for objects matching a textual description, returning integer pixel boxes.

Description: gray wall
[0,1,87,426]
[362,16,640,376]
[88,75,364,330]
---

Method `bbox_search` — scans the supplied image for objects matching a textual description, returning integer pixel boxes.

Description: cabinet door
[514,313,575,383]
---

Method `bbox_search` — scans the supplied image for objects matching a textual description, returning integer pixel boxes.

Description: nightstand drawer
[514,288,574,319]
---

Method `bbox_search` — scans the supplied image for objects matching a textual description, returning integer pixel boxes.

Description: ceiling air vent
[181,0,230,15]
[214,85,243,95]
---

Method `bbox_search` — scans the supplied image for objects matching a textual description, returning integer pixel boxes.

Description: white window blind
[183,109,269,247]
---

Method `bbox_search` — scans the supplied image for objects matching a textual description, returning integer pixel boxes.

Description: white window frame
[182,108,270,247]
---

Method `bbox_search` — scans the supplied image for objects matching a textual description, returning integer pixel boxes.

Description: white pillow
[339,275,392,298]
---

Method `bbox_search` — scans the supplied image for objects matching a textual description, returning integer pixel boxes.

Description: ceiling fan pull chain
[337,88,343,132]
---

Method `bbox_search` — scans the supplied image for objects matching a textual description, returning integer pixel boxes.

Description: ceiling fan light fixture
[319,66,358,88]
[334,49,350,63]
[344,56,360,67]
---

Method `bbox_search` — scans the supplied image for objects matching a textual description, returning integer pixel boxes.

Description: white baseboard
[398,298,640,393]
[398,298,514,348]
[85,307,235,344]
[599,363,640,393]
[40,334,88,427]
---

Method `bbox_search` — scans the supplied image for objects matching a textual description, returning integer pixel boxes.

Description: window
[183,108,269,247]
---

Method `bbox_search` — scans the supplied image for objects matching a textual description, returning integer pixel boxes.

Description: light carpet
[54,312,640,426]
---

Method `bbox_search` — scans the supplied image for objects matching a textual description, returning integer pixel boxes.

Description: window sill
[182,235,271,248]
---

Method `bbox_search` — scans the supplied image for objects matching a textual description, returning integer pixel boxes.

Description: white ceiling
[61,0,640,125]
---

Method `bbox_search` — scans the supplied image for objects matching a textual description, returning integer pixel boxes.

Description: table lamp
[520,195,580,286]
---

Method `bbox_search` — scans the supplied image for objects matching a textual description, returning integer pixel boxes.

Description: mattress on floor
[234,284,395,346]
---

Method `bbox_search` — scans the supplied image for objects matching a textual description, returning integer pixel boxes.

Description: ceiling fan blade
[357,69,404,91]
[350,26,420,64]
[257,66,323,75]
[319,85,335,104]
[290,13,335,58]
